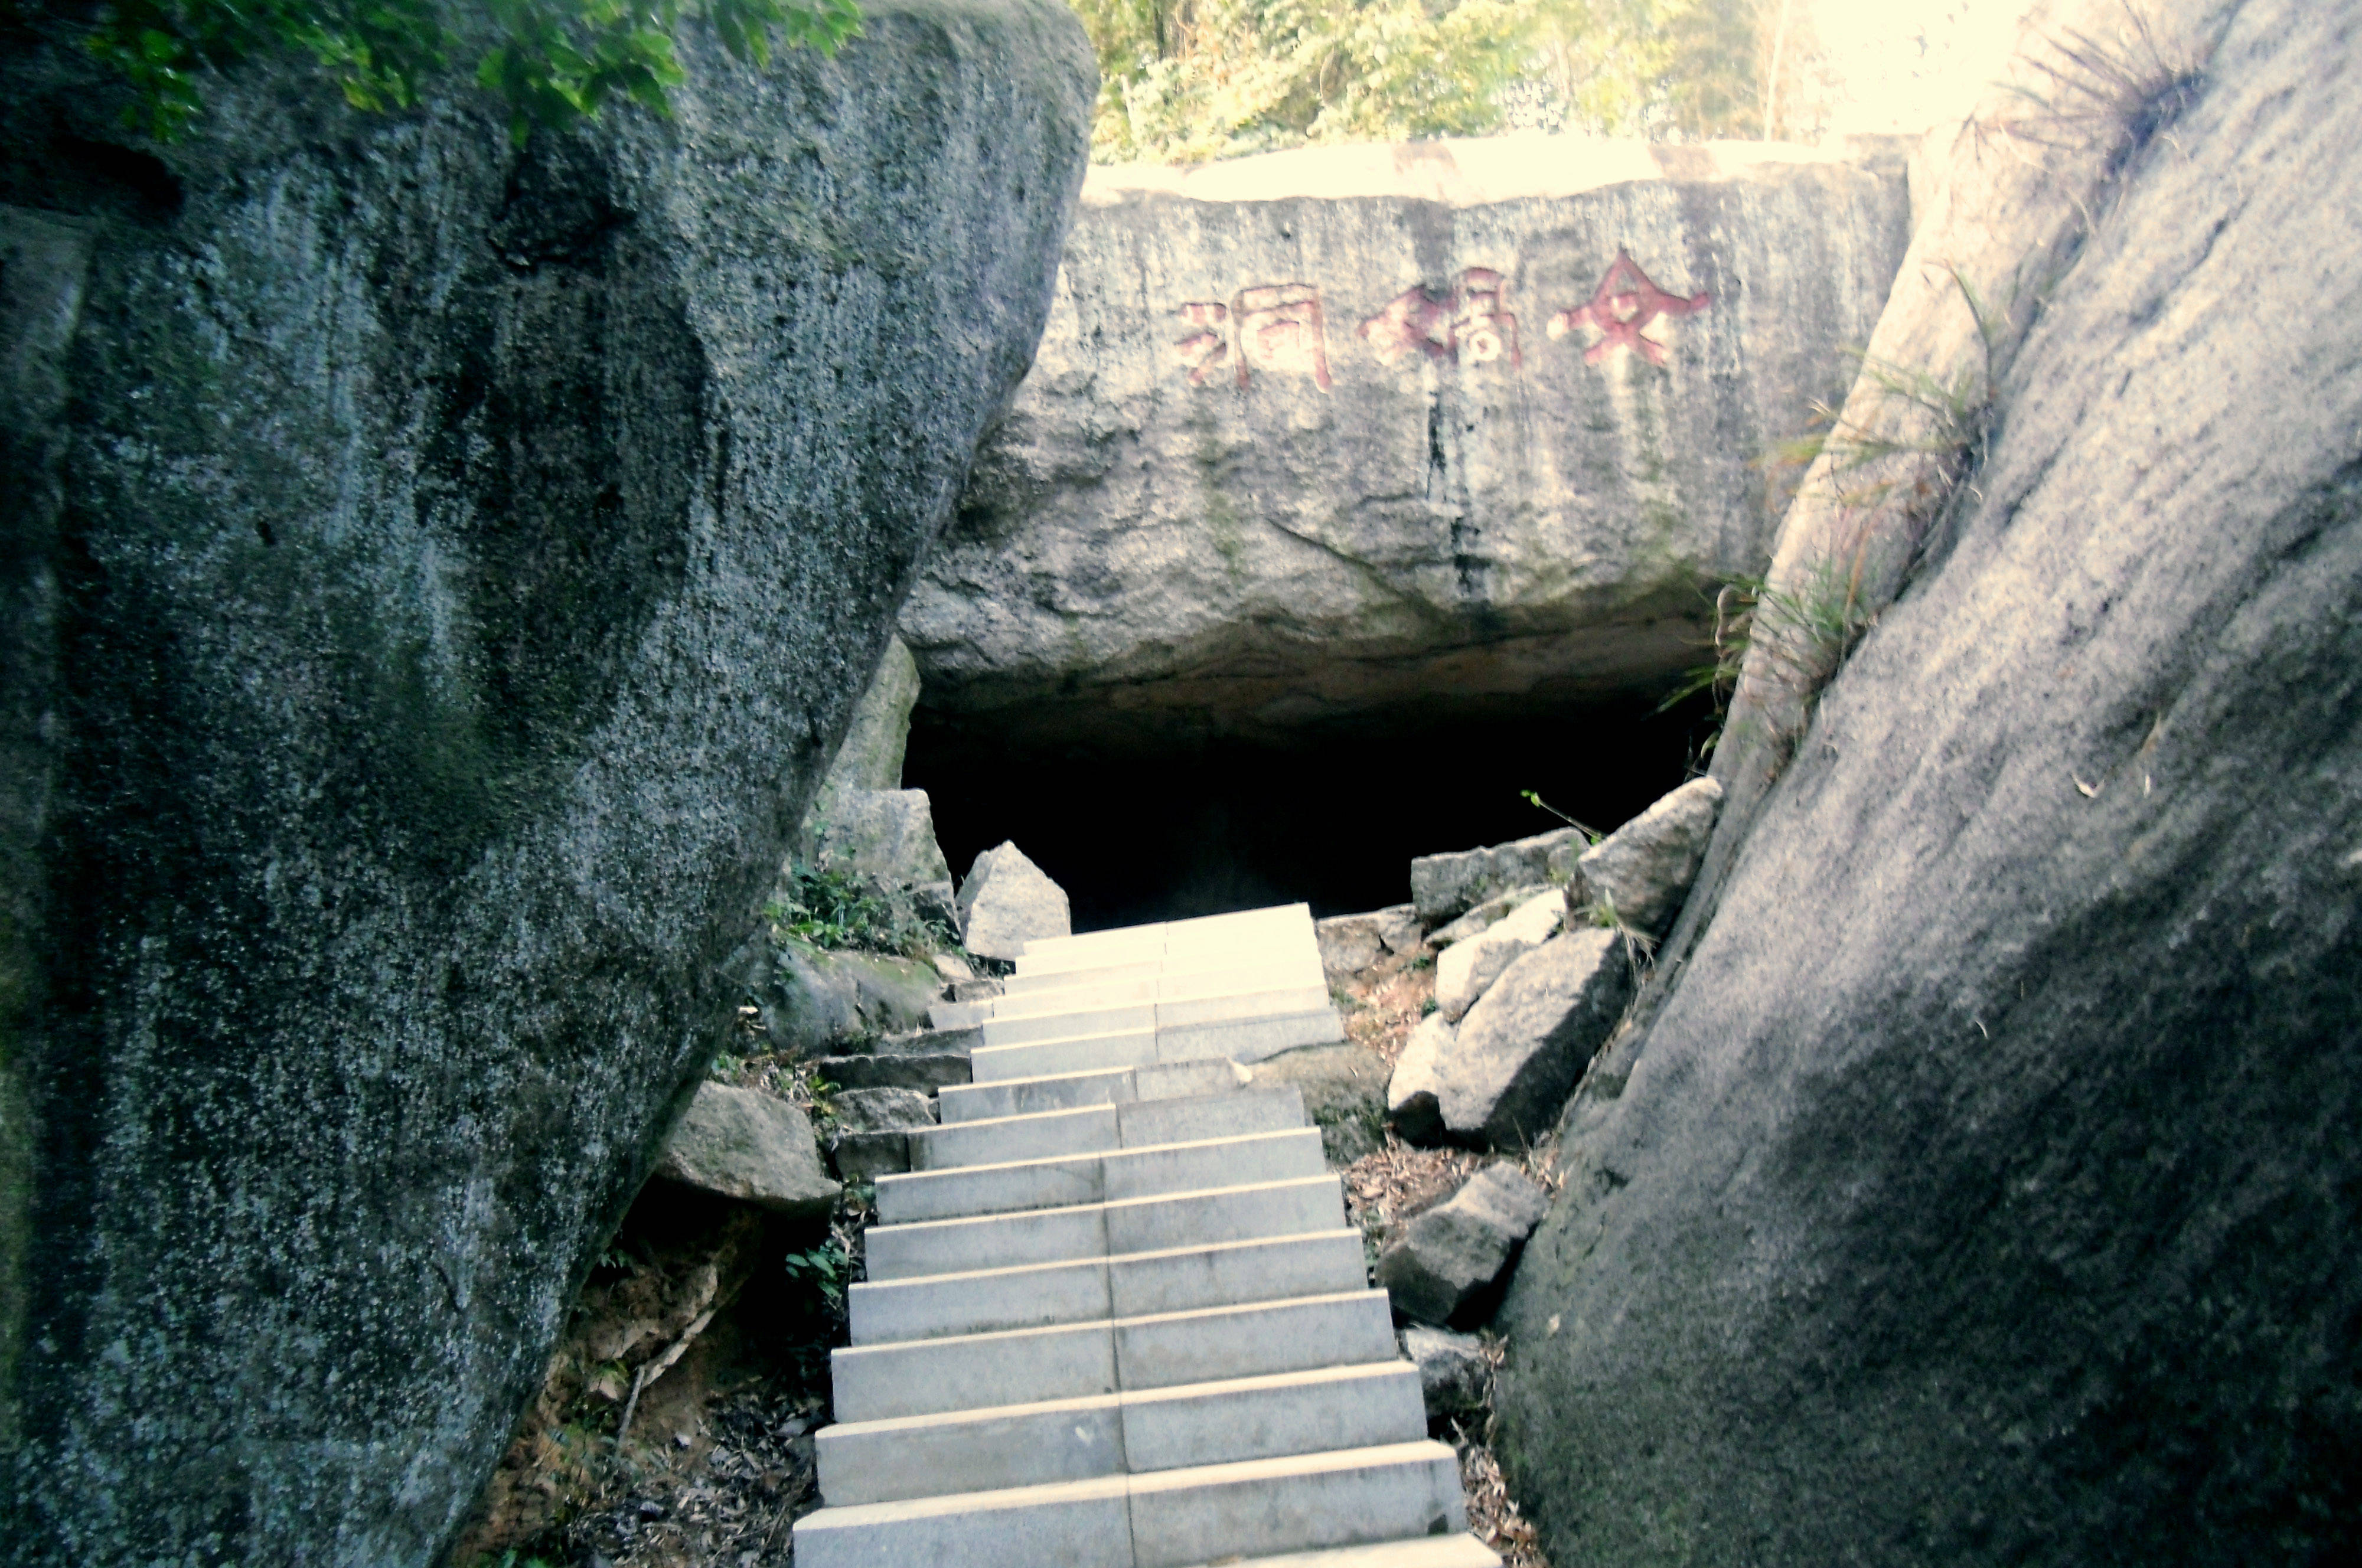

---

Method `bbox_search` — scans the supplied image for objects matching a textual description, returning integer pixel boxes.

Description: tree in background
[17,0,860,143]
[1078,0,1835,164]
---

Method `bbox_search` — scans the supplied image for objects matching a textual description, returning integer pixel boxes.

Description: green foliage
[67,0,858,142]
[1662,560,1878,730]
[1519,788,1601,842]
[765,861,955,955]
[1074,0,1823,164]
[781,1237,851,1310]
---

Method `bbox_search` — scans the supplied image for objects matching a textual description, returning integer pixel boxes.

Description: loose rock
[957,841,1074,959]
[1438,930,1632,1148]
[1570,776,1724,934]
[1412,830,1581,925]
[1405,1326,1492,1421]
[654,1084,840,1217]
[1434,891,1565,1023]
[1376,1165,1550,1327]
[1388,1014,1457,1146]
[1428,883,1557,948]
[1316,904,1427,978]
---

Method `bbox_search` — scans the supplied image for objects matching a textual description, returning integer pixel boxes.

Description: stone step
[1013,909,1315,976]
[968,1028,1163,1083]
[1151,1008,1346,1064]
[1188,1536,1503,1568]
[1006,933,1322,995]
[848,1227,1367,1344]
[1130,1441,1466,1568]
[978,985,1331,1050]
[864,1172,1349,1280]
[817,1360,1424,1505]
[831,1288,1397,1422]
[936,1057,1247,1125]
[969,1007,1342,1083]
[988,962,1325,1021]
[875,1128,1329,1227]
[791,1439,1463,1568]
[911,1084,1307,1172]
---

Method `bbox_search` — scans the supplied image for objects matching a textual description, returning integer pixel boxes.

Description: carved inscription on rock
[1171,251,1708,387]
[1172,283,1333,390]
[1546,249,1711,366]
[1358,268,1521,368]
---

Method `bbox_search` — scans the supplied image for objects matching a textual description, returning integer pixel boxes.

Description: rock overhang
[905,129,1920,739]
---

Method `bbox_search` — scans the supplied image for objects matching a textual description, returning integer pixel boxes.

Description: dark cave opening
[906,688,1719,933]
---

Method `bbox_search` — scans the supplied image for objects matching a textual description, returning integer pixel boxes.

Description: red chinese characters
[1171,283,1333,390]
[1357,269,1521,368]
[1547,250,1711,365]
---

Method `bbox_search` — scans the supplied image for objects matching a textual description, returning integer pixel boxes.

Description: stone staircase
[792,903,1502,1568]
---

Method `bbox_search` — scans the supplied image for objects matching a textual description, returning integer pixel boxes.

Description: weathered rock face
[1496,2,2362,1559]
[0,6,1092,1563]
[903,136,1914,741]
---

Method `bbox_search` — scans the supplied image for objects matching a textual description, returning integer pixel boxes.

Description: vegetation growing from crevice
[764,862,956,956]
[19,0,859,142]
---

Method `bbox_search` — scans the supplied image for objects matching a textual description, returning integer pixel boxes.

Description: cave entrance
[905,688,1717,933]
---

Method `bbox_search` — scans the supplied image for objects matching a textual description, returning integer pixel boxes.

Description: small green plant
[1519,789,1602,842]
[1420,997,1438,1017]
[1660,559,1878,725]
[781,1238,850,1310]
[766,862,955,955]
[1983,6,2208,172]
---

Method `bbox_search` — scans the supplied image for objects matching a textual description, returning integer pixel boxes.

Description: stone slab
[1120,1363,1427,1476]
[1127,1440,1465,1568]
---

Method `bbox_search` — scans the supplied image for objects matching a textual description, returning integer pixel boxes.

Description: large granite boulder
[0,5,1093,1562]
[806,787,954,888]
[761,945,943,1057]
[653,1083,840,1217]
[902,136,1914,741]
[1437,930,1632,1148]
[1496,4,2362,1560]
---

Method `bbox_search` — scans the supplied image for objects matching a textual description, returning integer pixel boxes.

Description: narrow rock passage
[791,905,1501,1567]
